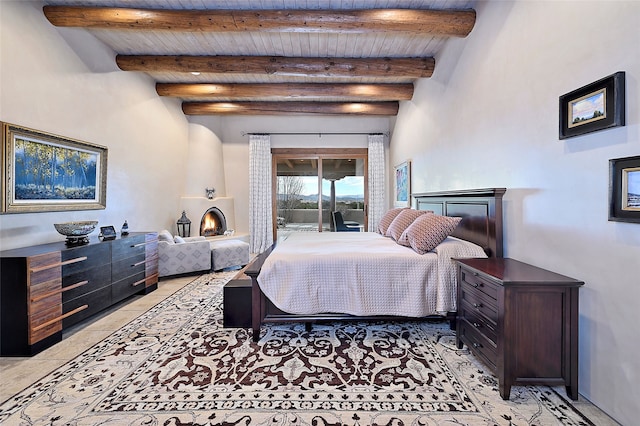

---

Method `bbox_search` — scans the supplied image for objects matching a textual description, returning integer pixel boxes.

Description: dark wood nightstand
[454,257,584,400]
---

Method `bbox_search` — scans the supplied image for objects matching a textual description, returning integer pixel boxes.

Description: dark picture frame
[609,155,640,223]
[100,225,117,240]
[1,122,107,213]
[559,71,625,139]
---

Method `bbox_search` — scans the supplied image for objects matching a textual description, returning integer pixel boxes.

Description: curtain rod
[241,131,388,137]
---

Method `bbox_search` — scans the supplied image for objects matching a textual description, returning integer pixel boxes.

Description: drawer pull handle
[132,277,146,287]
[31,305,88,332]
[132,260,146,267]
[31,280,89,302]
[472,322,482,328]
[30,256,87,273]
[472,282,479,288]
[472,342,482,349]
[473,303,483,308]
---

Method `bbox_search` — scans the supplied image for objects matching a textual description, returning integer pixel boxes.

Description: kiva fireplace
[200,207,227,237]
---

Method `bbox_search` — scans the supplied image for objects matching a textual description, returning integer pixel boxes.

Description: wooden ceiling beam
[156,83,414,100]
[117,55,434,78]
[43,6,475,37]
[182,101,399,116]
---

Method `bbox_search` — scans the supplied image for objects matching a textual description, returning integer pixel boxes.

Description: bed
[245,188,505,342]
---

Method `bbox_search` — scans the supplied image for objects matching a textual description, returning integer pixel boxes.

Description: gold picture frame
[1,122,107,213]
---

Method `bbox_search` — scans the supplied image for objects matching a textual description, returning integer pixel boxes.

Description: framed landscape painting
[609,155,640,223]
[394,160,411,207]
[1,122,107,213]
[559,72,625,139]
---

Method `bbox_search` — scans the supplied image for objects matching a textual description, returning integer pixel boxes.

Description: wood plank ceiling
[42,0,476,116]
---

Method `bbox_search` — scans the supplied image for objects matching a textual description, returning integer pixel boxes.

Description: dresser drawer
[460,268,499,301]
[459,282,498,323]
[112,253,146,282]
[458,318,497,370]
[62,264,112,303]
[29,295,63,345]
[62,243,110,276]
[62,286,111,328]
[111,236,146,261]
[111,271,146,303]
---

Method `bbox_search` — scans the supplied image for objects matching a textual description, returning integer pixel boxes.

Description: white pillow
[174,235,186,244]
[158,230,174,244]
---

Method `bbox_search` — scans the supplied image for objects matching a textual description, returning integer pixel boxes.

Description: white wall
[0,1,190,250]
[391,1,639,424]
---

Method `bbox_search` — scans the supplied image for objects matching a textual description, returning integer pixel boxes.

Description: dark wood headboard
[412,188,506,258]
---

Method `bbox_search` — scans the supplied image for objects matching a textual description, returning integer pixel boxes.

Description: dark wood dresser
[454,257,584,400]
[0,232,158,356]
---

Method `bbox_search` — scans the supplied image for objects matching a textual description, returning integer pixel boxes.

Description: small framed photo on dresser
[609,155,640,223]
[100,225,117,240]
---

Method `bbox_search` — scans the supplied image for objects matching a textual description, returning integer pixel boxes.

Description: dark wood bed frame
[245,187,506,342]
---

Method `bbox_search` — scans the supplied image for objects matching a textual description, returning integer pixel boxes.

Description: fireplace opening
[200,207,227,237]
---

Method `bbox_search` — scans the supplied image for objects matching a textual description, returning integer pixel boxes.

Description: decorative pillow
[174,235,186,244]
[386,209,428,241]
[402,214,462,254]
[377,207,409,235]
[158,230,174,244]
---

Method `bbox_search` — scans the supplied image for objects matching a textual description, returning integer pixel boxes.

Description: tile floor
[0,274,621,425]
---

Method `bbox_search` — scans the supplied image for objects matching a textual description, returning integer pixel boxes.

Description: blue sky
[300,176,364,196]
[628,170,640,195]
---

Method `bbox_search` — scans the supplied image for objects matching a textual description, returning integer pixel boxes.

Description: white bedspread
[256,232,487,317]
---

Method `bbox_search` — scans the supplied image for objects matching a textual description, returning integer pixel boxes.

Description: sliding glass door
[273,149,367,237]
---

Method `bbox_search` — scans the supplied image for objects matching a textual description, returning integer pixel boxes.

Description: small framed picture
[609,155,640,223]
[559,72,625,139]
[100,225,117,240]
[394,160,411,207]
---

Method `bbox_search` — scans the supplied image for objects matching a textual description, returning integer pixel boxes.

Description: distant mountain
[278,193,364,202]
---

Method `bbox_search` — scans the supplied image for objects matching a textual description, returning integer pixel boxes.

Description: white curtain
[368,134,385,232]
[249,134,273,253]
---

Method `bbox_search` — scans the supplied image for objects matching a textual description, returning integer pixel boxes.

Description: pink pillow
[386,209,428,241]
[401,214,462,254]
[377,207,408,235]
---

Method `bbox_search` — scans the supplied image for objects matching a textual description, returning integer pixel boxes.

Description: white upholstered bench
[210,239,250,271]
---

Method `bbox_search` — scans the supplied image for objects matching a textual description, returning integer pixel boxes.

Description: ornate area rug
[1,272,596,425]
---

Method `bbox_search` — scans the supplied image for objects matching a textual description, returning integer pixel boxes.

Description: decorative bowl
[54,221,98,244]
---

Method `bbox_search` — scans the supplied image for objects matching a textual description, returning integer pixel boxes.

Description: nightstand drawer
[460,268,499,301]
[459,283,498,322]
[458,318,497,369]
[459,300,497,344]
